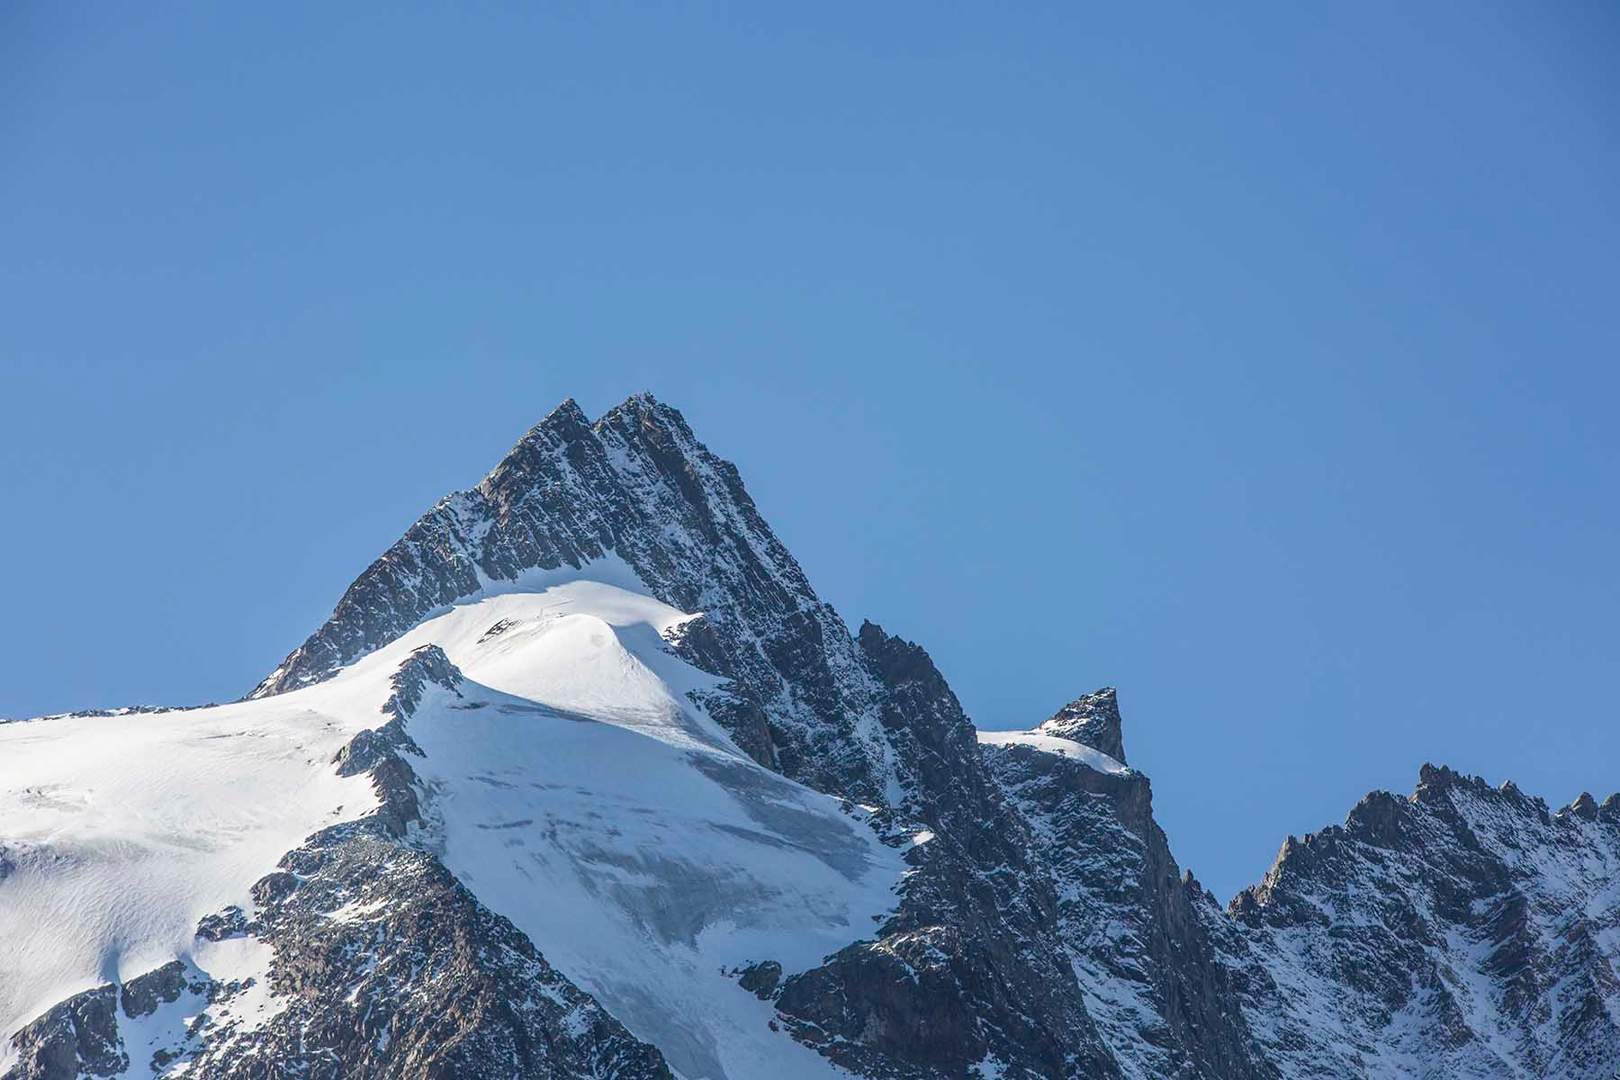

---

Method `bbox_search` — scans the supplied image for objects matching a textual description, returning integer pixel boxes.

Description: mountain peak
[549,395,589,421]
[1568,791,1600,820]
[1037,687,1126,764]
[252,392,732,698]
[483,400,597,492]
[595,391,700,445]
[488,395,700,495]
[614,388,663,411]
[531,396,593,437]
[246,394,896,801]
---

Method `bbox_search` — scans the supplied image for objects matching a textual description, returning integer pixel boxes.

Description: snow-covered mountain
[3,394,1616,1079]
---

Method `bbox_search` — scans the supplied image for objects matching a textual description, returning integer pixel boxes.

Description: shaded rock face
[11,395,1617,1079]
[980,738,1270,1080]
[776,623,1120,1079]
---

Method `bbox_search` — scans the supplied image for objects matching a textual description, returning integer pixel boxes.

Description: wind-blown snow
[0,690,380,1061]
[1,557,904,1078]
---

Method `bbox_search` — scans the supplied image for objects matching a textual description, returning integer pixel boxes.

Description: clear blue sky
[4,3,1616,900]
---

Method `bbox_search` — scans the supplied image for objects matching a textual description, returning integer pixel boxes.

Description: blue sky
[3,3,1616,900]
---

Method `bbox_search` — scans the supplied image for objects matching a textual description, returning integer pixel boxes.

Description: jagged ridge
[251,394,898,806]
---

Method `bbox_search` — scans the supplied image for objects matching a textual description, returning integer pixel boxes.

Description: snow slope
[1,558,904,1078]
[351,561,907,1079]
[976,728,1127,775]
[0,690,381,1062]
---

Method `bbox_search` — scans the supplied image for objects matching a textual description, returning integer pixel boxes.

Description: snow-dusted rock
[1036,688,1128,766]
[250,395,900,808]
[1220,764,1620,1079]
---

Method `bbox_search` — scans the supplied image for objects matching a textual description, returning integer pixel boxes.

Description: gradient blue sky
[4,3,1617,900]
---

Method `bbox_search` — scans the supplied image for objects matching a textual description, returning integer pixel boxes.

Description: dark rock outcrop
[737,960,783,1000]
[118,962,189,1020]
[194,906,248,942]
[5,986,124,1080]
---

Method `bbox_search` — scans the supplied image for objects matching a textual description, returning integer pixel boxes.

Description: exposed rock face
[181,830,673,1079]
[776,624,1120,1079]
[5,985,124,1080]
[7,395,1616,1079]
[1219,764,1620,1079]
[1038,688,1127,765]
[7,649,671,1080]
[981,724,1268,1080]
[6,961,215,1080]
[196,651,671,1080]
[250,395,897,806]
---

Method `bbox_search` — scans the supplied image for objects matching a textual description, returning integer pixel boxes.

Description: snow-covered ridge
[393,578,906,1078]
[976,728,1128,775]
[0,684,379,1065]
[1,557,906,1078]
[248,392,903,809]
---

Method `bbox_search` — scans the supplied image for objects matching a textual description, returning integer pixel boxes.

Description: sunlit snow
[976,728,1128,774]
[0,559,905,1078]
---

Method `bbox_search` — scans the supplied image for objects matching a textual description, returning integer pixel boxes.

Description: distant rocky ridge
[7,394,1617,1079]
[1221,764,1620,1078]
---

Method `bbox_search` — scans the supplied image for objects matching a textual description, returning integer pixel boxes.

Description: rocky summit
[2,394,1615,1079]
